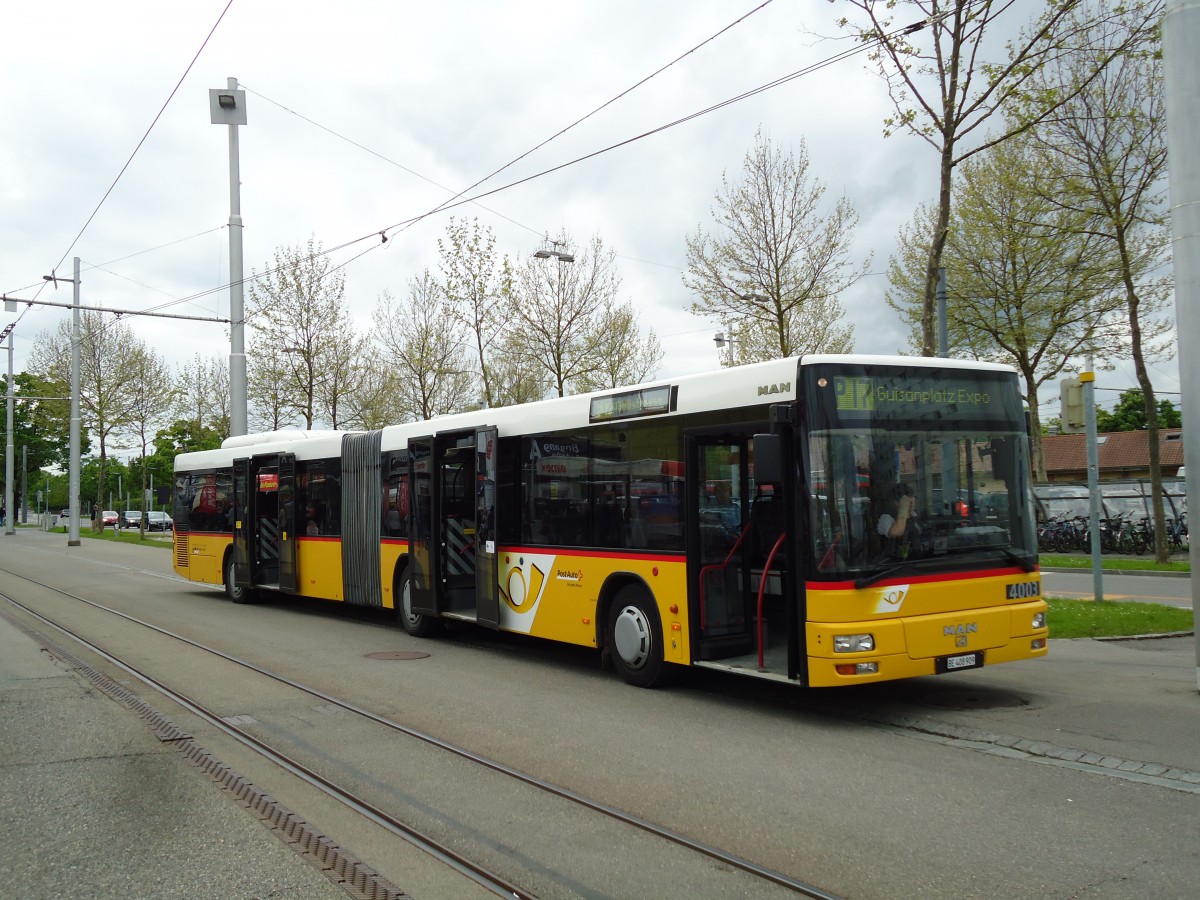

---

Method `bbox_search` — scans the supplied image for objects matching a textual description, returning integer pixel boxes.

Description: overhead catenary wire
[28,1,792,327]
[5,2,235,338]
[12,6,952,343]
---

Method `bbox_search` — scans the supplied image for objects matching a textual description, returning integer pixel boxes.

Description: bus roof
[174,354,1018,470]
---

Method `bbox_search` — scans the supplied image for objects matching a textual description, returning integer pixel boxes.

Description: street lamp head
[555,253,574,263]
[533,249,552,259]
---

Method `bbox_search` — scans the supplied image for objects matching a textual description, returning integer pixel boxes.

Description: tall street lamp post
[210,77,248,437]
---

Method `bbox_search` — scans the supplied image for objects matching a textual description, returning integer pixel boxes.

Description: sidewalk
[0,611,351,899]
[866,633,1200,784]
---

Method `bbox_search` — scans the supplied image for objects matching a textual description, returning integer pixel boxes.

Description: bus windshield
[802,362,1037,580]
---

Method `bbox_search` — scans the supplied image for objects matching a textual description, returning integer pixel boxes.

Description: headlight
[834,633,875,653]
[1032,612,1046,629]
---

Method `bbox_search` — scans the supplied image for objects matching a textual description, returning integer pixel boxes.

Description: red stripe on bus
[500,545,683,563]
[809,565,1039,590]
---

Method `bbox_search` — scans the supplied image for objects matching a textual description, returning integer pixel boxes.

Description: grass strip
[1047,597,1193,639]
[1041,553,1190,574]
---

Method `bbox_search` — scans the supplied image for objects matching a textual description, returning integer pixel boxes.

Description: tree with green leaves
[1,372,75,474]
[155,419,223,455]
[1096,390,1182,433]
[834,0,1158,355]
[371,274,475,421]
[893,131,1127,479]
[684,130,862,363]
[1030,0,1173,558]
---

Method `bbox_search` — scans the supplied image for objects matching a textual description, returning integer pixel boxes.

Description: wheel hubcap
[613,605,652,670]
[401,581,419,626]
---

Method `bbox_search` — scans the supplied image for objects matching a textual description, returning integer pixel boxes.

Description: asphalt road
[3,530,1199,899]
[1042,567,1196,609]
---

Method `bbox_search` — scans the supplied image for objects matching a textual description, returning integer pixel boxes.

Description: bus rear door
[407,428,498,627]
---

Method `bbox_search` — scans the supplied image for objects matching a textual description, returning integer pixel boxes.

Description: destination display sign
[589,384,673,423]
[803,364,1024,430]
[830,374,998,416]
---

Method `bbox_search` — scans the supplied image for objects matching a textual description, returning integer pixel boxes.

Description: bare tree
[175,353,230,440]
[247,237,356,429]
[124,345,178,535]
[371,274,475,420]
[509,232,628,397]
[340,357,402,430]
[247,345,298,432]
[834,0,1149,354]
[438,218,511,408]
[684,130,863,362]
[28,310,141,527]
[314,316,366,429]
[489,329,550,407]
[572,299,663,392]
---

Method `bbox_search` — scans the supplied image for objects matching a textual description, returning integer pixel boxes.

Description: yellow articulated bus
[172,355,1047,688]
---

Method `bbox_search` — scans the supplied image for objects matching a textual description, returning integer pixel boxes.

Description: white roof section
[174,354,1018,471]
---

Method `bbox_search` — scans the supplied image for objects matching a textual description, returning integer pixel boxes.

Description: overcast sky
[1,0,1181,419]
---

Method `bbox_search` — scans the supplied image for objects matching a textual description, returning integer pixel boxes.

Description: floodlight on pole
[210,77,248,437]
[533,239,574,264]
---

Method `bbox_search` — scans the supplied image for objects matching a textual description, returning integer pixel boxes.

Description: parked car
[122,510,142,529]
[102,510,119,527]
[145,510,173,532]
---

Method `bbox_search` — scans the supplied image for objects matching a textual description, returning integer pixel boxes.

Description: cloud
[1,0,1177,413]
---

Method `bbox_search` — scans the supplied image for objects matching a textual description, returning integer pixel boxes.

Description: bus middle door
[407,437,437,617]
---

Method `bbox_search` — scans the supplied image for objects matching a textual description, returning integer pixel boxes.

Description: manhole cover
[921,689,1027,710]
[365,650,431,661]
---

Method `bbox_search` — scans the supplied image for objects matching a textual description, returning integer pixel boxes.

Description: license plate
[936,651,984,674]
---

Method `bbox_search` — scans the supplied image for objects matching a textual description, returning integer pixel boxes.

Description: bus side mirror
[754,434,783,485]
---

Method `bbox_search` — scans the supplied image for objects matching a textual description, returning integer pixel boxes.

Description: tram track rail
[0,567,841,899]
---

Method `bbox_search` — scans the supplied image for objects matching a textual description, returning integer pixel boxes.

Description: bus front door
[232,457,250,590]
[231,453,288,591]
[686,432,755,660]
[277,452,298,593]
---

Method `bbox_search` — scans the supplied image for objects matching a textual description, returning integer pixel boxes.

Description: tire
[396,567,440,638]
[225,554,254,604]
[607,585,670,688]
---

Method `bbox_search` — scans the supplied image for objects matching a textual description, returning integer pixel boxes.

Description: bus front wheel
[607,586,669,688]
[397,568,439,638]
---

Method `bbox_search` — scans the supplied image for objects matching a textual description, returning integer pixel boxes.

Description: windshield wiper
[996,545,1037,572]
[854,558,932,589]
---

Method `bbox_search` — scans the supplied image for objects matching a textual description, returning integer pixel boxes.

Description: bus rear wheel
[225,555,254,604]
[396,567,439,638]
[608,586,669,688]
